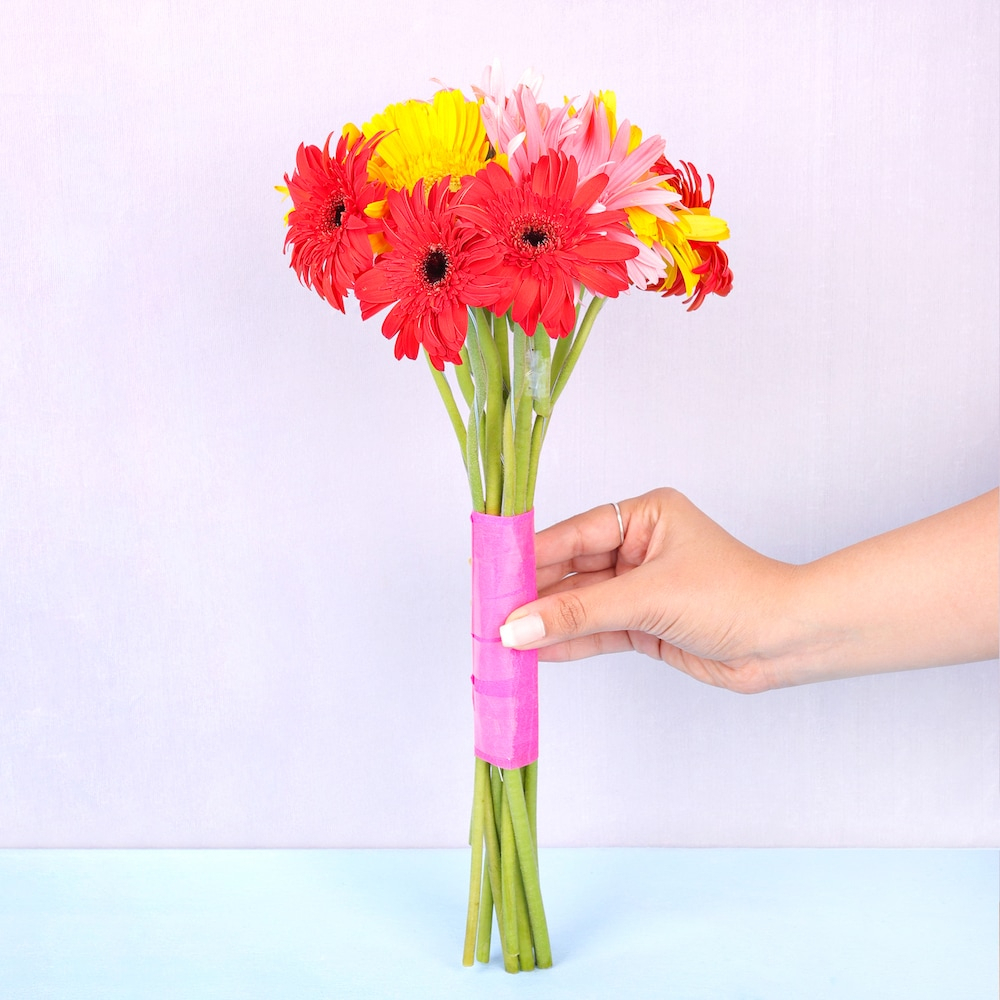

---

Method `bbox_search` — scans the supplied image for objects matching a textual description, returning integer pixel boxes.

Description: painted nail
[499,614,546,649]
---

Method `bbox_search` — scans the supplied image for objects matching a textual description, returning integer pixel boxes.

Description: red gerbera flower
[353,178,505,370]
[456,154,638,339]
[657,241,734,310]
[652,158,734,310]
[653,158,715,210]
[283,131,386,312]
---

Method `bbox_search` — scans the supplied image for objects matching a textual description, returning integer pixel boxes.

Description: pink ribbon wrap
[470,510,539,770]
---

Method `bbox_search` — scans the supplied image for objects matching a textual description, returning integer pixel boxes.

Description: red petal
[570,172,609,211]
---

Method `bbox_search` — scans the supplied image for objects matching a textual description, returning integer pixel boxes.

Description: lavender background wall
[1,0,997,847]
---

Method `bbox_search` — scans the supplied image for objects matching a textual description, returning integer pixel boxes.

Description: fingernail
[499,614,546,649]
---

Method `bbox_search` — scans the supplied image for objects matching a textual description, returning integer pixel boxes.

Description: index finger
[534,499,633,571]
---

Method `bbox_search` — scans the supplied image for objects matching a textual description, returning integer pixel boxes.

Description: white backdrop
[1,0,997,848]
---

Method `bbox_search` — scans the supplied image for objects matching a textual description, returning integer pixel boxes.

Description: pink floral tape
[470,510,538,769]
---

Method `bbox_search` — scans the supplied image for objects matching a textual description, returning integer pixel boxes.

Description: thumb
[499,572,646,650]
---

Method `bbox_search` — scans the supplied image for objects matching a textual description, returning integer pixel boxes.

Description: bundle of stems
[426,296,606,971]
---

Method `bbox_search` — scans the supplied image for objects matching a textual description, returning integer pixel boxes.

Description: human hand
[499,488,798,694]
[500,486,999,692]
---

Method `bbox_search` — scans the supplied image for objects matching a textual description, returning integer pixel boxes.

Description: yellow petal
[368,231,392,255]
[362,90,489,192]
[674,209,730,242]
[659,224,702,296]
[626,206,660,246]
[275,185,291,225]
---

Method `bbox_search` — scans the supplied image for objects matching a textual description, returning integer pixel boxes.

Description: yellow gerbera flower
[363,89,492,195]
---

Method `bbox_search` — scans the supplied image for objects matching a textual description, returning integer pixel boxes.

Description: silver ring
[610,501,625,548]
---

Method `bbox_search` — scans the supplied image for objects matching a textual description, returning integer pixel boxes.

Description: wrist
[754,560,857,687]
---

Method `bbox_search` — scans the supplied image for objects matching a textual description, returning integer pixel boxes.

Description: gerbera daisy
[473,63,577,183]
[648,159,733,310]
[474,72,676,289]
[455,153,637,339]
[282,129,386,312]
[353,177,505,369]
[560,93,680,287]
[363,89,493,196]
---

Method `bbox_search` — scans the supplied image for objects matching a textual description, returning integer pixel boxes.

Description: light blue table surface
[0,848,996,999]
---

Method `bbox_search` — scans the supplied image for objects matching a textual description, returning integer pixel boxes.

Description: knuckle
[553,592,587,635]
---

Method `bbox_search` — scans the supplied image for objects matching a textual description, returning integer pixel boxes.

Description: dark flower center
[423,248,450,285]
[512,213,558,257]
[325,196,346,231]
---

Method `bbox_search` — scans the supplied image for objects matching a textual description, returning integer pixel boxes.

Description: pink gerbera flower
[354,178,504,369]
[560,95,680,287]
[456,153,637,339]
[473,63,577,183]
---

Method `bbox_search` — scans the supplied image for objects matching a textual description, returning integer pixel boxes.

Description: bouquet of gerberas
[279,64,732,972]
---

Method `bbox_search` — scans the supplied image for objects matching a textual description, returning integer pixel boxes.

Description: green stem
[530,328,552,419]
[550,294,605,407]
[501,396,516,517]
[514,329,535,515]
[474,758,497,963]
[463,314,489,514]
[520,296,604,509]
[476,866,494,963]
[494,311,511,395]
[466,405,484,514]
[502,767,552,968]
[463,757,487,966]
[550,326,574,388]
[481,763,506,957]
[490,765,504,840]
[513,856,535,971]
[425,351,467,469]
[523,760,538,866]
[507,324,526,515]
[525,414,547,512]
[499,781,520,973]
[474,308,504,515]
[455,347,476,407]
